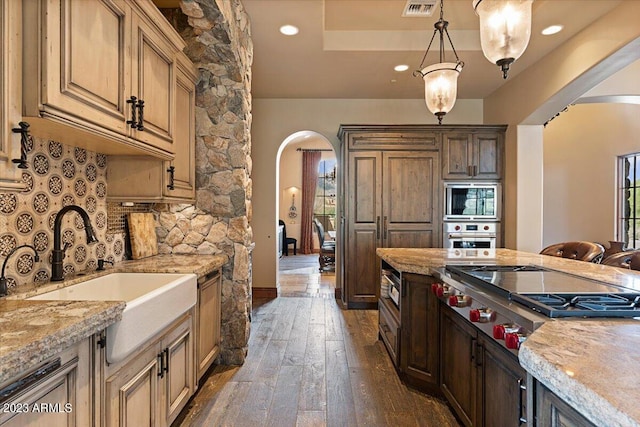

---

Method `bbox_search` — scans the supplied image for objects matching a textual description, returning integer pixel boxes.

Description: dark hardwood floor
[177,294,458,426]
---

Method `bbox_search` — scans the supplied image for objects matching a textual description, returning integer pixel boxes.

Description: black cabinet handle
[376,216,380,240]
[470,338,476,363]
[167,166,175,190]
[136,99,145,131]
[163,348,169,374]
[126,96,138,128]
[157,352,164,378]
[518,377,527,424]
[11,121,31,169]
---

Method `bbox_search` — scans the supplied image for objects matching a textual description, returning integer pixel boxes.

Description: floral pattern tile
[1,137,126,290]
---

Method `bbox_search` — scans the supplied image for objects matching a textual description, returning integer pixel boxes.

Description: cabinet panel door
[383,151,440,249]
[130,12,175,153]
[537,382,596,427]
[0,0,26,191]
[442,134,472,179]
[479,337,526,427]
[164,323,194,425]
[401,274,440,393]
[474,133,502,179]
[105,344,160,427]
[440,306,477,427]
[346,152,382,307]
[164,59,196,200]
[197,272,221,380]
[40,0,130,133]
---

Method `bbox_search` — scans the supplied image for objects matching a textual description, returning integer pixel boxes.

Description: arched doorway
[276,131,338,297]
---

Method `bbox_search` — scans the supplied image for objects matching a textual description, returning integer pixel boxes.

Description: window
[618,153,640,249]
[314,159,336,232]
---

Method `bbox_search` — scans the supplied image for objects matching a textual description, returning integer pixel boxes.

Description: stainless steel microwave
[444,182,501,221]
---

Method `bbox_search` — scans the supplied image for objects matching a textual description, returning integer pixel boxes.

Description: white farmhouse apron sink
[29,273,197,363]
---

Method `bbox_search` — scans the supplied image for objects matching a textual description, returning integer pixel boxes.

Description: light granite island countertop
[0,254,228,386]
[376,247,640,427]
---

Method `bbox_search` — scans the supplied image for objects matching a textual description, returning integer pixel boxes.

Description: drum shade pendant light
[414,0,464,124]
[473,0,533,79]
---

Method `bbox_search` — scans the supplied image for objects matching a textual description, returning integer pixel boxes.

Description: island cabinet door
[536,381,596,427]
[400,273,440,395]
[440,305,478,427]
[477,336,527,427]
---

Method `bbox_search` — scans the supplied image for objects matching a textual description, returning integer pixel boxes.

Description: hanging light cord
[414,0,463,75]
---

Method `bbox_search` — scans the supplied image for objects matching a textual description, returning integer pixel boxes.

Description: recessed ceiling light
[280,25,299,36]
[541,25,564,36]
[394,64,410,72]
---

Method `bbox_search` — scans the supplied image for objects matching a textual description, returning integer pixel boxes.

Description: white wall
[251,98,483,289]
[542,103,640,247]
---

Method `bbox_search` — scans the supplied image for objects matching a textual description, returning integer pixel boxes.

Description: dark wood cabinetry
[400,273,440,394]
[378,296,400,366]
[339,126,442,308]
[341,126,441,308]
[442,130,504,180]
[340,125,505,309]
[440,304,527,427]
[536,381,595,427]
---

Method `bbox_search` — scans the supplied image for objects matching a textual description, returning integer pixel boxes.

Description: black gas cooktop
[445,265,640,318]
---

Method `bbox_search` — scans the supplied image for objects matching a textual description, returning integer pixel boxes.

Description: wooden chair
[279,220,297,256]
[314,218,335,272]
[539,241,605,263]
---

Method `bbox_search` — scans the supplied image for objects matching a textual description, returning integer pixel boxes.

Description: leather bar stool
[602,250,640,269]
[539,241,605,263]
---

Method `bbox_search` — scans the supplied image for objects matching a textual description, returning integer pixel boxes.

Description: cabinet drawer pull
[383,216,388,240]
[518,377,527,424]
[376,216,380,239]
[163,348,170,374]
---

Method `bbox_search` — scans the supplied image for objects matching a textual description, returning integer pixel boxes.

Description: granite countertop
[376,247,640,290]
[377,247,640,426]
[0,253,228,387]
[519,320,640,427]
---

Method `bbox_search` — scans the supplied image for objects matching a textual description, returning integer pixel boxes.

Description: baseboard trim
[252,287,278,299]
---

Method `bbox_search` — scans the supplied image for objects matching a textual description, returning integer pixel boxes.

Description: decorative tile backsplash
[0,137,126,292]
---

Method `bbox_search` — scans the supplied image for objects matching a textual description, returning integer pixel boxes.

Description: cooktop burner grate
[512,293,640,318]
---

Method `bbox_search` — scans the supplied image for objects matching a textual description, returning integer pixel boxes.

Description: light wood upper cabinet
[106,52,197,203]
[0,0,26,192]
[22,0,187,160]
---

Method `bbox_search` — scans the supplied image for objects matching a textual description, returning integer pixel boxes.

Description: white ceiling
[240,0,623,100]
[152,0,631,101]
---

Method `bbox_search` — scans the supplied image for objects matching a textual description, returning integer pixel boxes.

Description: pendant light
[414,0,464,125]
[473,0,533,79]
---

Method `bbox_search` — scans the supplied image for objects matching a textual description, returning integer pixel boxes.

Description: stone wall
[157,0,253,365]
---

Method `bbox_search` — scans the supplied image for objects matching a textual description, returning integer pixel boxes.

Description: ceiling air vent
[402,0,437,17]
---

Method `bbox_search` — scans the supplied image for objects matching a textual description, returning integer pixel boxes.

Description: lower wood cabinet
[378,295,400,367]
[196,269,222,381]
[400,273,440,394]
[536,381,595,427]
[440,305,527,427]
[0,339,92,427]
[104,312,194,427]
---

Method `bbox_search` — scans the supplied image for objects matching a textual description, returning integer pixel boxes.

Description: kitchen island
[377,247,640,427]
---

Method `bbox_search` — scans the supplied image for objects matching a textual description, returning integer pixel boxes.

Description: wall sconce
[287,186,299,219]
[414,0,464,124]
[473,0,533,79]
